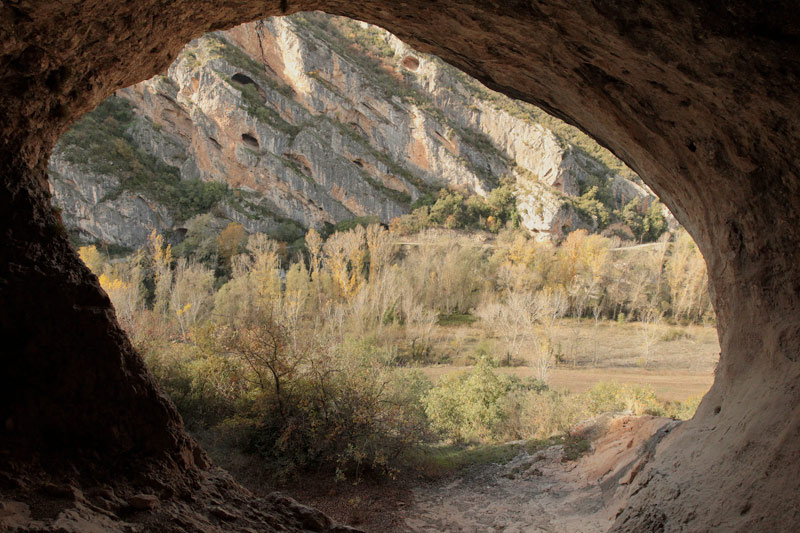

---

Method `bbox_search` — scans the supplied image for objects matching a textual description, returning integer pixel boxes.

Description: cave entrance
[3,2,800,531]
[48,12,716,530]
[241,132,260,147]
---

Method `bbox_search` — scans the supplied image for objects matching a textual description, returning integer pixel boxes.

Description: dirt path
[404,446,609,533]
[401,415,676,533]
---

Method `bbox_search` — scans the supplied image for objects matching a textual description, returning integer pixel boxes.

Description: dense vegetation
[62,13,691,484]
[391,179,520,234]
[81,218,709,482]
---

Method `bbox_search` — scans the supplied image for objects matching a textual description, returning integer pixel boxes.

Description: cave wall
[2,1,800,530]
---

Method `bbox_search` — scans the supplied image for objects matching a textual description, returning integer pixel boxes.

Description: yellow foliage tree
[217,222,247,268]
[78,245,105,275]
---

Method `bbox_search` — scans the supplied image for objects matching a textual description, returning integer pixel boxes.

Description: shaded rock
[3,1,800,532]
[128,493,159,510]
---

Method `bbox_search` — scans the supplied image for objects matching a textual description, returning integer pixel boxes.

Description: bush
[584,382,662,416]
[660,397,701,420]
[218,324,432,480]
[660,327,692,342]
[500,389,584,440]
[423,358,544,443]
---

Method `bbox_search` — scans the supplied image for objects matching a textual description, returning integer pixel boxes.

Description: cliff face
[50,13,653,248]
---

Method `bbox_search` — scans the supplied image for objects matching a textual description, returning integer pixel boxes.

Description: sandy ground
[401,415,675,533]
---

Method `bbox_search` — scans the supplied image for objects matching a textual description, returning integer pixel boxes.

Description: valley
[44,11,713,533]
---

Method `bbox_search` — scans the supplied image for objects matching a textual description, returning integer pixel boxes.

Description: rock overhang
[2,1,800,531]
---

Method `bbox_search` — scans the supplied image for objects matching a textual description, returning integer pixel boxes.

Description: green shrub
[423,358,544,443]
[214,324,432,480]
[501,389,584,440]
[334,215,382,233]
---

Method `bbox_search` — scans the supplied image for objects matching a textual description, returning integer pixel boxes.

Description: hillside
[49,13,660,249]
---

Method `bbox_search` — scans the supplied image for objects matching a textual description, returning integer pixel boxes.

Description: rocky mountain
[49,12,657,249]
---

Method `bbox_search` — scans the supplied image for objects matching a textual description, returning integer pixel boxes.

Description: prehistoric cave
[242,132,260,148]
[1,1,799,531]
[232,73,258,86]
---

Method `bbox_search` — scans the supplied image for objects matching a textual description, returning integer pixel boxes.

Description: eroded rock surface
[0,467,358,532]
[2,1,800,532]
[50,14,654,249]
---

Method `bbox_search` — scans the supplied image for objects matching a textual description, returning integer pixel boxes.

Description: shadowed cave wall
[2,1,800,530]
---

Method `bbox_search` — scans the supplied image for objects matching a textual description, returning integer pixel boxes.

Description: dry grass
[421,318,719,402]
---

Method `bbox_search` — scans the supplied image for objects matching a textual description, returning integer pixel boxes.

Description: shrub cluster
[80,221,707,481]
[391,180,520,235]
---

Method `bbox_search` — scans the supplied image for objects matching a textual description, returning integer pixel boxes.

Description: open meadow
[420,318,718,402]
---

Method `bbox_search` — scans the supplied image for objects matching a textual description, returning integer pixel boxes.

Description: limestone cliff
[50,13,655,248]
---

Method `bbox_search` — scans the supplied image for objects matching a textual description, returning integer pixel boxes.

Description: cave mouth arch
[2,2,800,531]
[232,72,257,86]
[241,131,260,147]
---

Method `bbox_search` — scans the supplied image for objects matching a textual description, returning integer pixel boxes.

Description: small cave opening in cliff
[402,55,420,71]
[241,132,260,147]
[232,73,257,86]
[21,3,788,531]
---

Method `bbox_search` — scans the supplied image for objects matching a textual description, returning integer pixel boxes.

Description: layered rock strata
[50,14,653,248]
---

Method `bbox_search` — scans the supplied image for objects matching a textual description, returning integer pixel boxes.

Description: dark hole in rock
[402,56,420,71]
[241,133,259,148]
[232,73,256,85]
[208,137,221,149]
[352,159,364,168]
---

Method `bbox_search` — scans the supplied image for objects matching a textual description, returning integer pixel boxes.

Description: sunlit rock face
[2,1,800,532]
[49,14,652,248]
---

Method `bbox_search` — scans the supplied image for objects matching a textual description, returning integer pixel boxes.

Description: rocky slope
[49,13,654,249]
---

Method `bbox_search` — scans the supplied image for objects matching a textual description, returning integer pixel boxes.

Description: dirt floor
[207,415,675,533]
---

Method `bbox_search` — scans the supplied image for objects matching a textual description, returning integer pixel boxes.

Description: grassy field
[421,318,719,402]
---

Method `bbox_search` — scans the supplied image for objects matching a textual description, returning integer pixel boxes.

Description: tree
[148,230,173,315]
[366,223,394,280]
[218,316,299,421]
[169,258,214,340]
[638,306,662,367]
[532,287,567,379]
[217,222,247,269]
[323,226,367,302]
[78,245,105,275]
[478,289,538,366]
[178,213,221,267]
[247,233,282,309]
[642,201,668,242]
[305,228,324,280]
